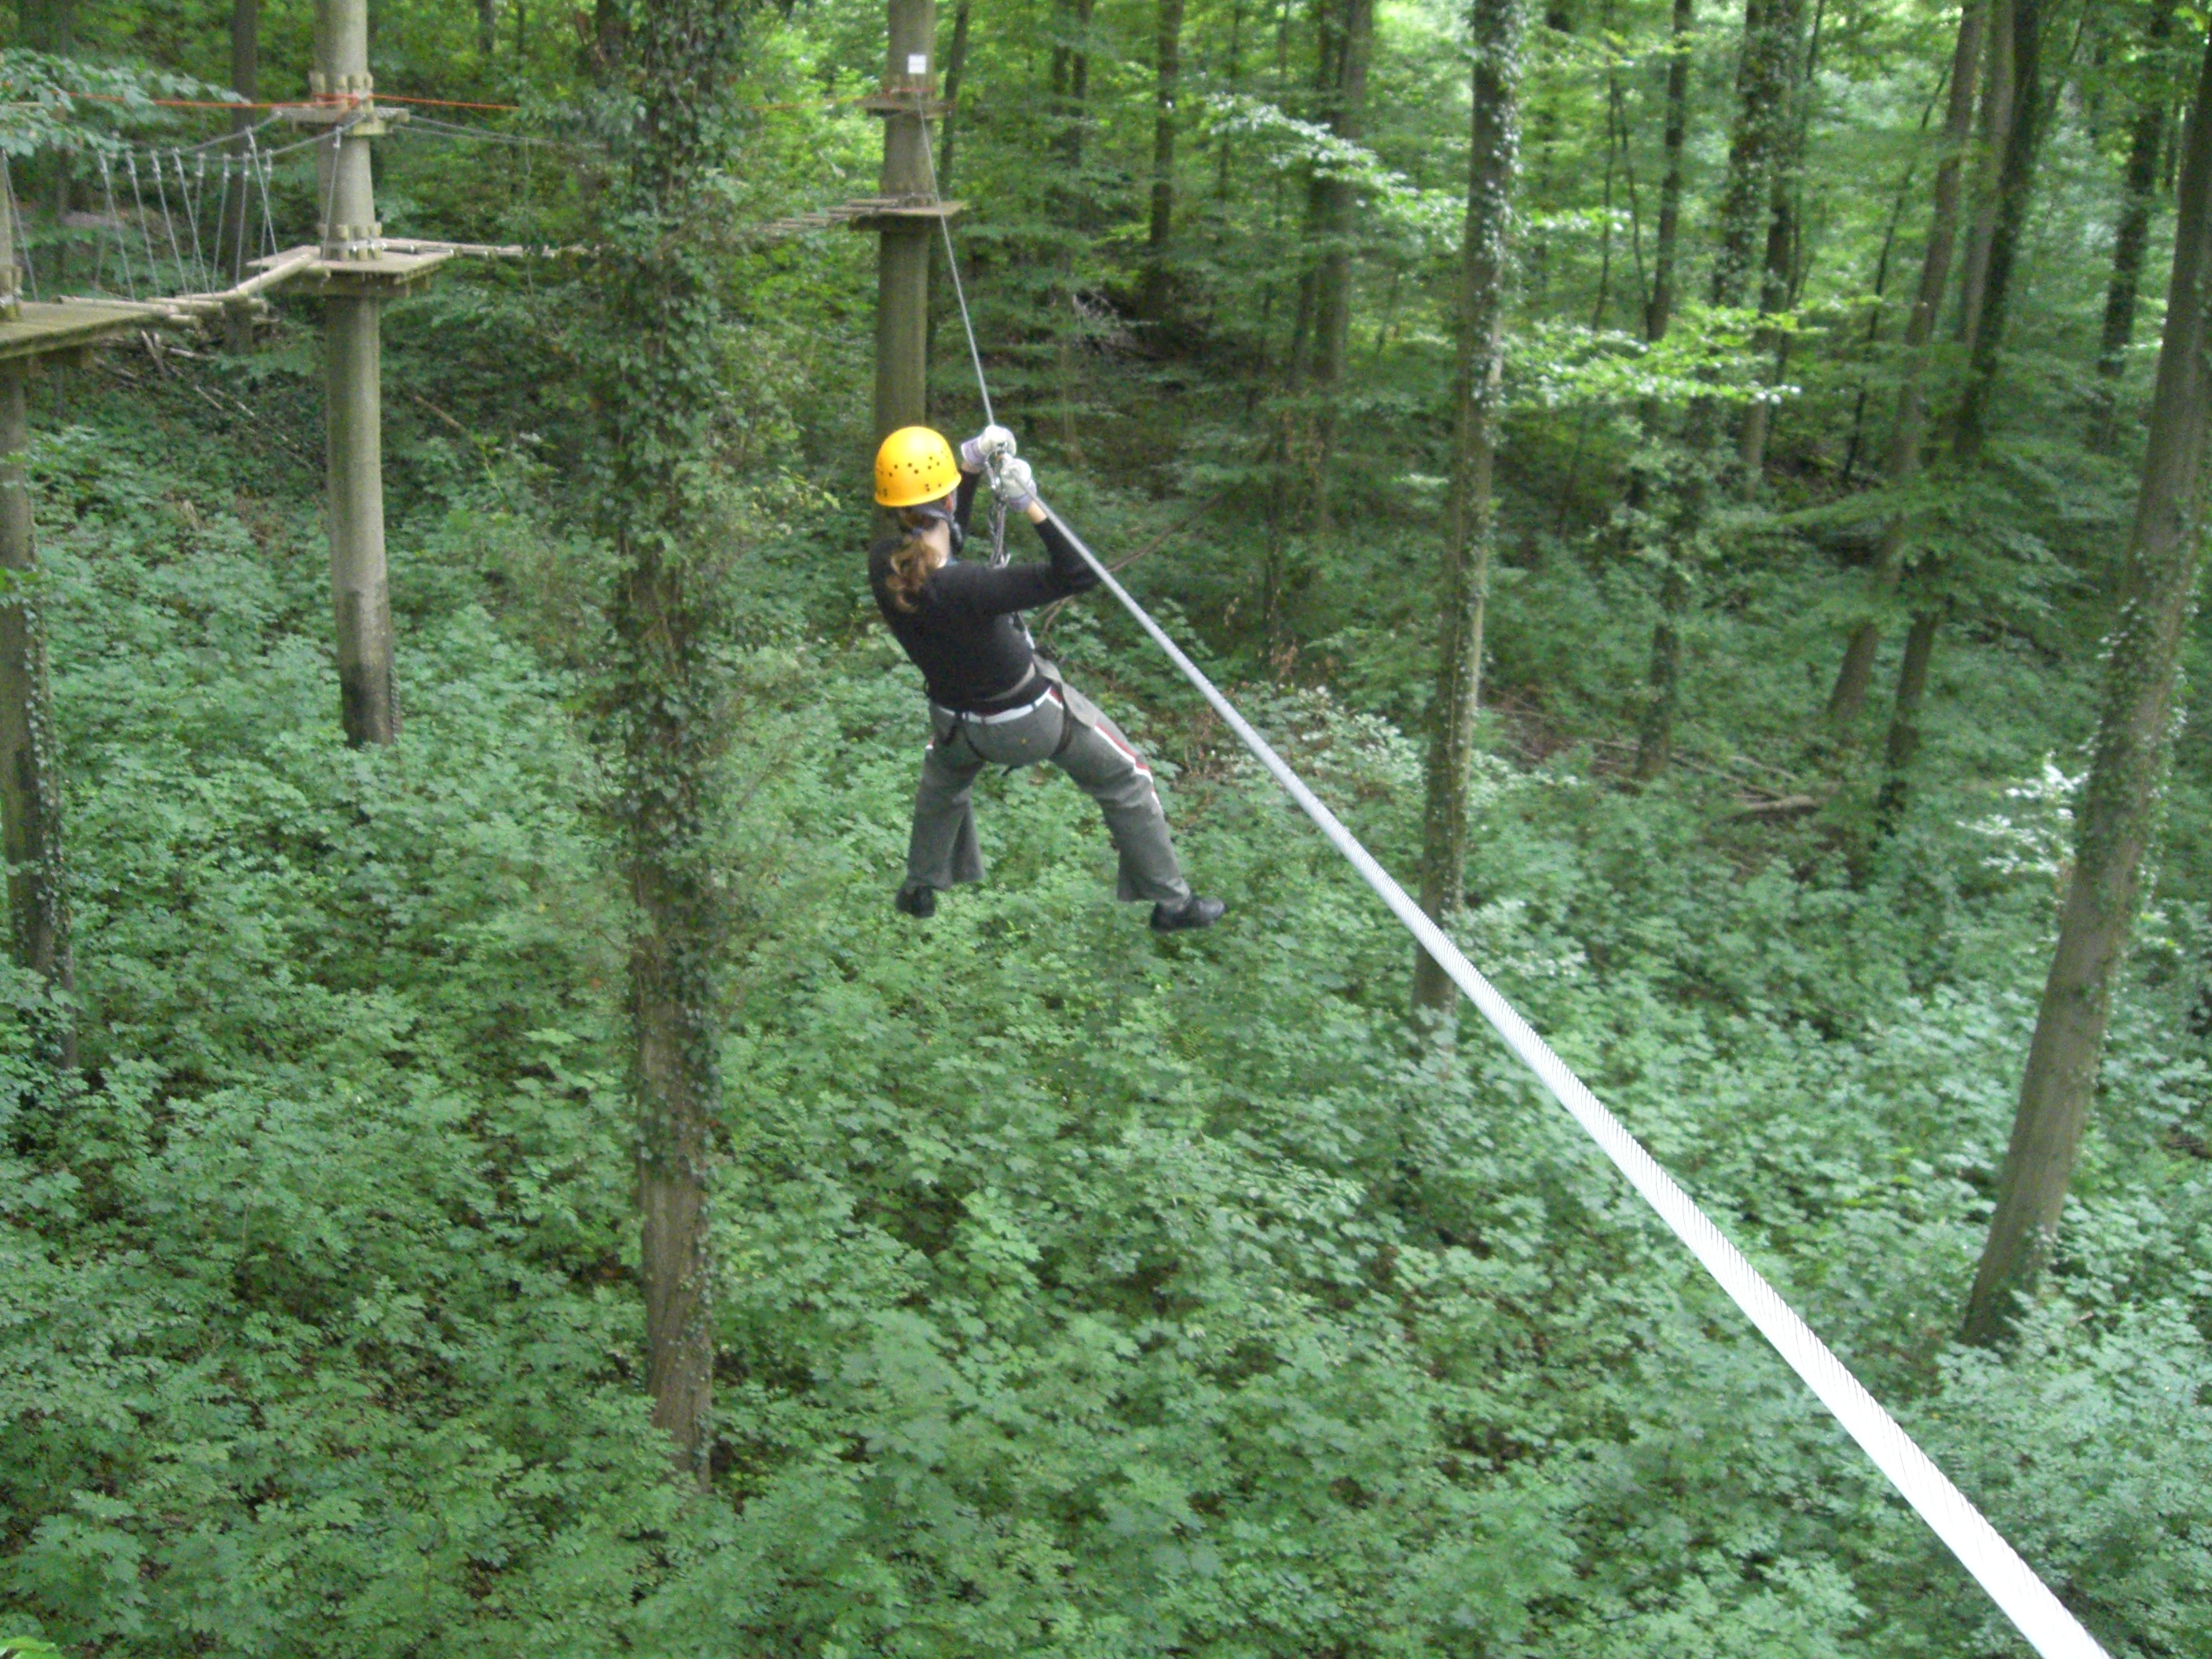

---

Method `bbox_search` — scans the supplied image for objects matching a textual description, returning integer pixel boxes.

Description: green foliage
[2,0,2210,1654]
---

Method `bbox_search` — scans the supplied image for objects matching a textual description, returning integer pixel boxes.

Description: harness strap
[1047,687,1082,760]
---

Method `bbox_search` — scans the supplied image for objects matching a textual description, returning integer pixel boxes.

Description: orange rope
[51,90,522,112]
[9,89,866,116]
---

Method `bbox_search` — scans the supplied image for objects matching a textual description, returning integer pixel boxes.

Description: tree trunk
[1877,0,2048,819]
[1614,0,1691,544]
[938,0,972,192]
[1872,606,1937,830]
[1142,0,1185,315]
[1308,0,1374,531]
[222,0,259,303]
[1824,0,1985,726]
[479,0,496,60]
[1214,0,1244,207]
[1524,5,1573,312]
[1963,19,2212,1346]
[1954,0,2016,347]
[1644,0,1694,345]
[1263,0,1367,628]
[925,0,972,378]
[19,0,74,54]
[593,0,754,1483]
[1733,178,1793,479]
[1952,0,2045,463]
[0,363,76,1069]
[2089,0,2178,452]
[1414,0,1522,1016]
[1634,0,1800,780]
[1051,0,1094,178]
[21,0,75,285]
[1737,0,1821,480]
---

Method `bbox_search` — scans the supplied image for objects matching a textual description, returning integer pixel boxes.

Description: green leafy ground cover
[0,286,2206,1657]
[3,0,2212,1648]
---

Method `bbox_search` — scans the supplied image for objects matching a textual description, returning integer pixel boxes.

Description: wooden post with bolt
[868,0,947,449]
[315,0,397,745]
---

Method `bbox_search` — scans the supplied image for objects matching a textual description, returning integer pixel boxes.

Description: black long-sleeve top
[869,471,1098,713]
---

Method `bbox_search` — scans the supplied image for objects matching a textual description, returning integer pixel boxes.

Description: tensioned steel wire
[910,90,2111,1659]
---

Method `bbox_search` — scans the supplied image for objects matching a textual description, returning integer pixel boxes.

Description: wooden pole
[317,0,396,745]
[0,212,78,1064]
[874,0,937,446]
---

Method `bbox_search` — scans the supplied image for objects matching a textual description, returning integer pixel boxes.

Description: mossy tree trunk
[1824,0,1986,727]
[594,0,752,1483]
[1963,17,2212,1346]
[0,362,75,1069]
[1414,0,1523,1017]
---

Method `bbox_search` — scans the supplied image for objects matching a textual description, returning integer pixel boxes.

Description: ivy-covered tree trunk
[1414,0,1522,1017]
[0,361,75,1069]
[1877,0,2046,825]
[593,0,750,1482]
[1633,0,1800,780]
[1963,19,2212,1346]
[1141,0,1185,316]
[2089,0,2179,452]
[1823,0,1985,727]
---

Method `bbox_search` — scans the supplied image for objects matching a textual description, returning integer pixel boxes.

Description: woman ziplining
[869,423,1225,932]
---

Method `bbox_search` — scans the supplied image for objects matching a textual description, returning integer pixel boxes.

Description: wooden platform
[305,247,456,297]
[273,101,409,137]
[0,299,161,364]
[245,244,454,298]
[750,195,965,243]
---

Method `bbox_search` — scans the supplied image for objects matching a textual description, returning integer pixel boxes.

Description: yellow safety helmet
[874,426,961,508]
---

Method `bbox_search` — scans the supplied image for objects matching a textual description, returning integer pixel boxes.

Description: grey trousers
[905,677,1193,905]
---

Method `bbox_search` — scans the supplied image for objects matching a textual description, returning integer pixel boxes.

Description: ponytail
[884,508,946,612]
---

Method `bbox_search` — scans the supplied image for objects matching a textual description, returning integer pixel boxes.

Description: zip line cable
[915,100,1013,568]
[913,91,2111,1659]
[914,92,991,430]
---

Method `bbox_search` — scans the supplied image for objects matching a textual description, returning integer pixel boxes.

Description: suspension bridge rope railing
[910,85,2112,1659]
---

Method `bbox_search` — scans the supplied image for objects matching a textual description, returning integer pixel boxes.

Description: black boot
[895,882,937,919]
[1150,894,1225,932]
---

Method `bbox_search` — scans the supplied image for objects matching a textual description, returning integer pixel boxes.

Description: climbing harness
[910,95,2109,1659]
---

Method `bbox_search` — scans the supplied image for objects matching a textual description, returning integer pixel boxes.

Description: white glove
[959,424,1017,471]
[992,456,1038,511]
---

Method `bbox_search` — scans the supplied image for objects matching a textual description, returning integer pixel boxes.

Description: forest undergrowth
[2,266,2207,1657]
